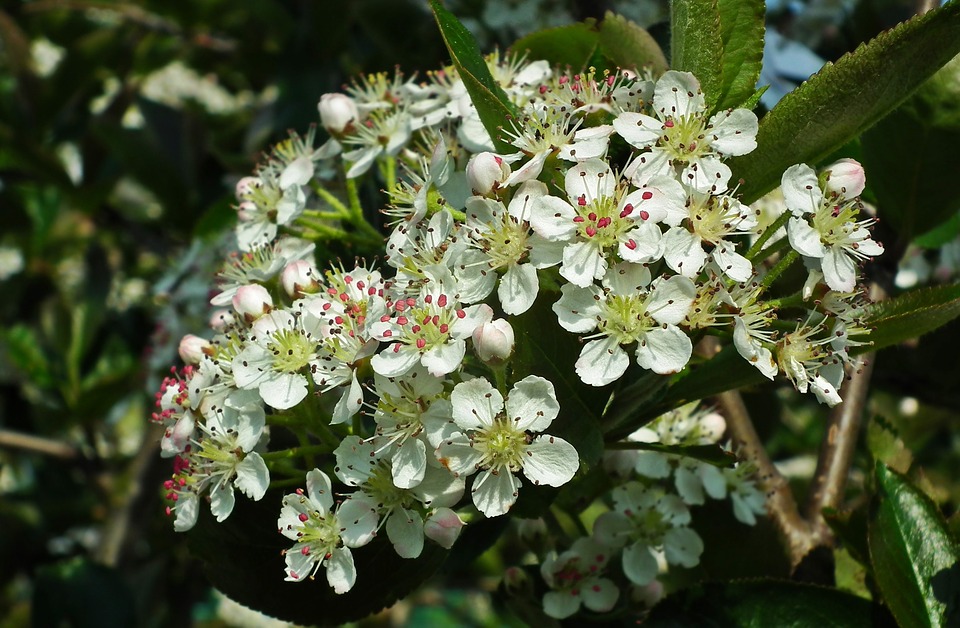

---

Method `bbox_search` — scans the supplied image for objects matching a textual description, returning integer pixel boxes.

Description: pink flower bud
[281,260,320,297]
[178,334,211,365]
[318,93,358,136]
[472,318,515,364]
[232,284,272,322]
[235,176,261,200]
[423,507,465,549]
[466,152,511,196]
[824,158,866,198]
[502,566,531,594]
[236,200,257,222]
[209,309,235,330]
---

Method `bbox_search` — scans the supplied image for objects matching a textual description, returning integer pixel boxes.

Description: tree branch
[0,428,79,459]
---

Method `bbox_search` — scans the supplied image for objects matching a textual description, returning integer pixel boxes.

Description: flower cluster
[153,50,881,608]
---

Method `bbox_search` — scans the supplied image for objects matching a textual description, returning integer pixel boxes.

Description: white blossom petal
[505,375,559,432]
[523,435,579,486]
[635,325,692,374]
[387,508,425,559]
[499,264,538,315]
[576,337,630,386]
[471,469,520,517]
[234,452,269,501]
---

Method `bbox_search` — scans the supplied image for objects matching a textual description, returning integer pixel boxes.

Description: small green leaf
[868,463,960,628]
[2,324,53,389]
[671,0,725,107]
[509,22,600,71]
[730,1,960,203]
[866,414,913,474]
[429,0,518,153]
[597,12,669,75]
[644,579,878,626]
[715,0,766,111]
[858,283,960,353]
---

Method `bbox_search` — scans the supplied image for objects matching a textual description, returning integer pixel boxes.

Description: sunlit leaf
[858,283,960,353]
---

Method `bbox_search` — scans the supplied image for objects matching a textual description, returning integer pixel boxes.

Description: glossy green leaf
[671,0,725,107]
[598,12,669,75]
[914,213,960,249]
[509,22,600,71]
[730,0,960,203]
[861,54,960,245]
[429,0,518,153]
[868,463,960,628]
[715,0,766,110]
[644,579,877,626]
[858,283,960,353]
[188,487,448,626]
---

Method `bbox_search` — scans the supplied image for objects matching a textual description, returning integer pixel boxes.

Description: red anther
[625,239,638,250]
[588,212,597,221]
[577,195,587,206]
[327,287,338,295]
[424,294,433,304]
[438,294,448,307]
[641,191,653,200]
[439,323,449,334]
[165,506,172,516]
[334,316,344,325]
[559,76,569,85]
[382,330,392,337]
[412,324,421,333]
[664,119,675,128]
[456,309,466,319]
[339,293,349,302]
[607,75,615,86]
[392,344,401,353]
[380,314,391,323]
[164,480,174,489]
[406,298,417,307]
[298,513,309,522]
[431,315,440,325]
[416,338,426,349]
[356,281,364,290]
[396,316,408,325]
[620,203,634,217]
[539,85,548,94]
[344,275,353,284]
[597,217,611,228]
[301,546,310,555]
[573,216,585,223]
[296,488,304,495]
[639,210,650,221]
[586,226,597,237]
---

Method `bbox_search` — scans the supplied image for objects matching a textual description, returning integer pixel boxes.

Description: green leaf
[597,12,669,75]
[32,558,137,628]
[188,487,448,626]
[730,1,960,203]
[2,324,53,389]
[914,212,960,249]
[824,505,872,568]
[858,283,960,353]
[861,53,960,244]
[868,463,960,628]
[671,0,725,107]
[429,0,518,153]
[714,0,766,110]
[509,22,600,71]
[644,579,878,626]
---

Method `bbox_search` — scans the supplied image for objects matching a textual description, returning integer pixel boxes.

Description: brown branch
[0,428,79,459]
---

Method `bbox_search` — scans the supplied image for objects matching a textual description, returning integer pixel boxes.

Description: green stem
[261,444,330,461]
[381,155,397,198]
[311,182,351,215]
[753,236,792,264]
[760,250,799,291]
[292,217,350,240]
[765,292,806,310]
[344,177,384,243]
[746,211,791,260]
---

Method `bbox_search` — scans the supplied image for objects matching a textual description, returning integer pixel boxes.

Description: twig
[0,428,79,459]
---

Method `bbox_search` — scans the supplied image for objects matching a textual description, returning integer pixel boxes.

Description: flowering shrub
[144,1,960,624]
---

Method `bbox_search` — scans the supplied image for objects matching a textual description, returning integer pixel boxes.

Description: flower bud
[318,93,358,136]
[502,566,532,595]
[281,260,320,297]
[178,334,211,365]
[160,413,196,458]
[235,176,261,201]
[823,158,866,198]
[466,152,511,196]
[232,284,272,322]
[423,507,465,549]
[236,200,257,222]
[472,318,515,364]
[209,309,235,330]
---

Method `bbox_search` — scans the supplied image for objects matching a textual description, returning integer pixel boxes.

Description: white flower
[472,318,515,365]
[318,93,359,136]
[210,237,315,307]
[614,71,758,192]
[277,469,377,591]
[541,537,620,619]
[553,262,696,386]
[341,108,411,178]
[776,318,846,406]
[466,151,511,196]
[593,483,703,585]
[436,376,580,518]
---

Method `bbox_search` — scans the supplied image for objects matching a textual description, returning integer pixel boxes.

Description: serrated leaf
[730,1,960,204]
[644,579,877,626]
[866,414,913,474]
[509,22,599,71]
[187,488,448,626]
[715,0,766,111]
[868,463,960,628]
[671,0,725,107]
[429,0,518,153]
[862,53,960,244]
[598,12,669,75]
[858,283,960,353]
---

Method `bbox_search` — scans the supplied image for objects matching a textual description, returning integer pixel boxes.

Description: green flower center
[267,327,316,373]
[660,114,709,163]
[597,293,655,345]
[474,417,529,472]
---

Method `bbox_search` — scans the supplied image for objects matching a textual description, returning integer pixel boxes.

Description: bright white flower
[233,171,307,251]
[614,71,757,192]
[553,262,696,386]
[211,237,315,307]
[726,283,778,380]
[384,210,471,297]
[342,108,411,178]
[436,375,579,518]
[318,93,359,136]
[782,163,883,292]
[422,507,466,549]
[277,469,377,590]
[776,318,846,406]
[466,151,511,196]
[334,436,464,559]
[593,483,703,585]
[530,159,686,287]
[472,318,515,365]
[541,537,620,619]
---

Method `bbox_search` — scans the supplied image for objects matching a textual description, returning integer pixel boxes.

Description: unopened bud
[209,309,235,330]
[823,158,866,198]
[502,566,532,595]
[472,318,515,364]
[318,93,359,136]
[281,260,320,297]
[236,200,257,222]
[235,176,261,201]
[232,284,273,322]
[178,334,211,365]
[466,152,511,196]
[160,413,196,458]
[423,507,465,549]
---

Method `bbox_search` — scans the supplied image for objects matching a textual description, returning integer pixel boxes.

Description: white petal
[675,465,705,505]
[338,497,379,548]
[386,508,425,559]
[662,227,707,277]
[822,247,857,292]
[648,276,696,325]
[371,345,421,378]
[210,483,236,522]
[788,217,827,258]
[392,438,427,489]
[622,543,659,585]
[712,240,754,282]
[576,337,630,386]
[283,546,315,582]
[581,578,619,613]
[564,158,615,202]
[618,222,664,264]
[684,154,731,194]
[505,375,559,432]
[173,493,199,532]
[331,374,364,425]
[279,156,314,189]
[543,591,582,619]
[635,325,692,374]
[234,453,269,501]
[523,435,579,487]
[325,548,357,594]
[560,240,606,287]
[413,466,465,508]
[423,507,465,548]
[306,468,334,512]
[504,150,548,186]
[421,341,465,377]
[553,283,602,333]
[628,149,673,187]
[654,71,705,118]
[603,261,651,297]
[471,469,520,517]
[634,451,671,479]
[499,264,538,315]
[708,108,758,155]
[451,377,503,430]
[613,111,663,148]
[664,527,704,567]
[781,164,822,216]
[530,195,578,241]
[259,372,308,410]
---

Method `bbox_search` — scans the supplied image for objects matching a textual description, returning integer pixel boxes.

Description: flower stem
[261,444,330,461]
[759,250,799,291]
[310,182,351,216]
[746,211,791,260]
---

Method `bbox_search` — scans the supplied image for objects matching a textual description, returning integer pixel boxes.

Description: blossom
[541,537,620,619]
[436,376,579,517]
[614,71,758,192]
[553,262,696,386]
[277,469,377,590]
[472,318,515,364]
[776,318,846,406]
